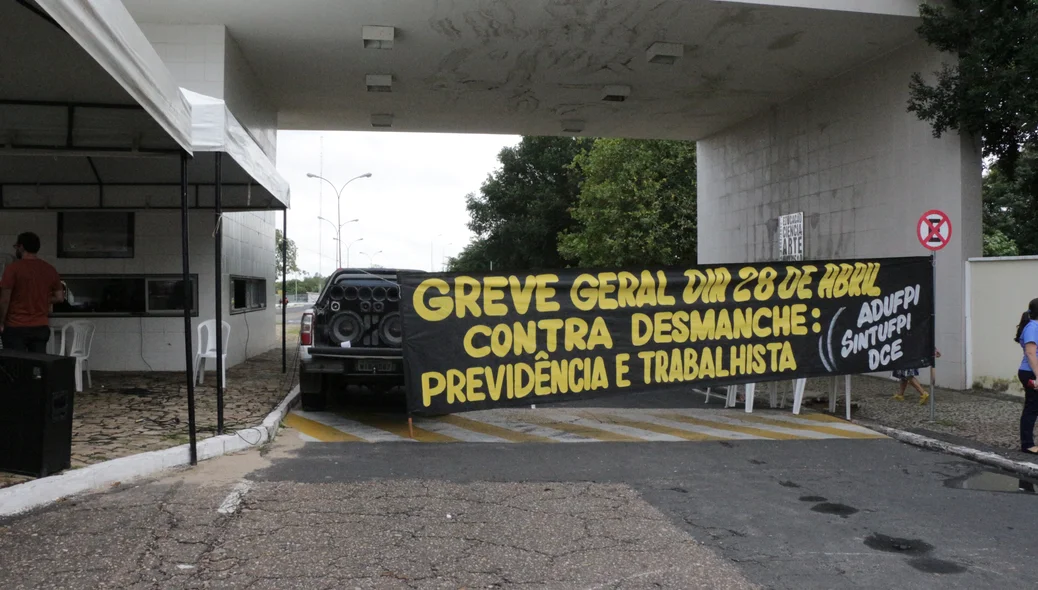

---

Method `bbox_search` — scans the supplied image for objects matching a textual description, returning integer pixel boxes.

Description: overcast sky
[275,130,520,276]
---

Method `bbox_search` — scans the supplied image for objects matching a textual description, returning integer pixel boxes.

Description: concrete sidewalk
[1,346,301,491]
[806,375,1028,452]
[795,374,1038,475]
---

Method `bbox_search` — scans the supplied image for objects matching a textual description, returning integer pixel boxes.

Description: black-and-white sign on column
[778,212,804,261]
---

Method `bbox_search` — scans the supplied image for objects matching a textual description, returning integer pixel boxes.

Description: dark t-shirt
[0,258,62,328]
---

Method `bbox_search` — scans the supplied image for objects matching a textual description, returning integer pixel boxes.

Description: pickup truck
[298,267,422,411]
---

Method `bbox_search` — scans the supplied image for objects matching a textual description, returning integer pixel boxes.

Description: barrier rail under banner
[398,257,936,416]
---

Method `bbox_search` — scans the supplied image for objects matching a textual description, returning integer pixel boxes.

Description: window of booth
[57,212,135,258]
[52,274,197,317]
[231,276,267,313]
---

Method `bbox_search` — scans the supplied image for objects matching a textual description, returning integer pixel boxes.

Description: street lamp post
[431,233,443,272]
[315,217,338,266]
[360,250,383,267]
[307,172,371,268]
[442,242,453,271]
[346,238,364,268]
[317,216,358,267]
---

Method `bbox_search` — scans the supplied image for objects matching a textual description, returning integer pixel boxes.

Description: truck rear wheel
[299,368,329,411]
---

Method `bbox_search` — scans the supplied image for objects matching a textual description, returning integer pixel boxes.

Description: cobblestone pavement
[0,341,299,490]
[802,375,1027,453]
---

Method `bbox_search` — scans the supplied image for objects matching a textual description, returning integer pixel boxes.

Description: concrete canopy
[0,1,288,211]
[121,0,923,139]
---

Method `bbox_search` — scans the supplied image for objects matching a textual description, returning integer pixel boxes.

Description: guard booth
[1,0,290,463]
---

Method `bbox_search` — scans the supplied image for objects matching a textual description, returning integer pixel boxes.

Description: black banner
[399,257,934,415]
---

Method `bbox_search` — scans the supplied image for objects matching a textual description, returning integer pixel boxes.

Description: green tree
[275,229,299,275]
[983,147,1038,254]
[446,239,495,272]
[286,272,327,295]
[559,139,698,267]
[907,0,1038,177]
[983,229,1019,256]
[455,136,593,273]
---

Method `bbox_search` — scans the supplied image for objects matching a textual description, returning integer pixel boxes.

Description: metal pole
[214,153,225,435]
[180,152,197,466]
[930,250,936,421]
[336,187,342,269]
[318,136,323,275]
[282,211,288,374]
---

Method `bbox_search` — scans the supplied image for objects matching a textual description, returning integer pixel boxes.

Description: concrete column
[696,40,982,389]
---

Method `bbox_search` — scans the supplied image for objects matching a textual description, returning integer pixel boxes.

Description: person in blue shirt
[1014,298,1038,454]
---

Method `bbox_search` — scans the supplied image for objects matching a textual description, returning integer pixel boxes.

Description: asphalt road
[2,424,1036,589]
[275,305,306,325]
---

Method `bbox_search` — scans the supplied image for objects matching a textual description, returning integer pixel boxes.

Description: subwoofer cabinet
[0,350,76,477]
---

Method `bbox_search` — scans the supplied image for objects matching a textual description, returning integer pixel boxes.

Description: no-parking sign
[917,210,952,252]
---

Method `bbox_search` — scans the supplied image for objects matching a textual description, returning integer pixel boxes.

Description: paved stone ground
[0,339,299,490]
[802,375,1027,452]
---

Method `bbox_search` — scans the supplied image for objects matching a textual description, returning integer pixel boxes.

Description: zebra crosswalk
[284,406,885,444]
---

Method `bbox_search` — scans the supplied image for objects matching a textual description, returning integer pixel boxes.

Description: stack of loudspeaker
[325,282,402,347]
[0,349,76,477]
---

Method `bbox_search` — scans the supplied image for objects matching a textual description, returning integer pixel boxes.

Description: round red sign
[917,209,952,252]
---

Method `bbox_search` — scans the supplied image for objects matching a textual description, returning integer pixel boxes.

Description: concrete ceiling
[121,0,923,140]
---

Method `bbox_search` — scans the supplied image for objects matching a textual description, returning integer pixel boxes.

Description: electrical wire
[139,317,155,371]
[243,308,251,359]
[183,337,302,448]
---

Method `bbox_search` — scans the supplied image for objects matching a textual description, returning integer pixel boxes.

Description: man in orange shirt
[0,232,64,353]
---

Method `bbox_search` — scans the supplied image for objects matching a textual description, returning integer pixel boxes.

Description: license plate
[356,359,395,373]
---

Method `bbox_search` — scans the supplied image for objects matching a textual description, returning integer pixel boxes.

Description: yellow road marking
[794,412,848,423]
[576,412,719,441]
[730,414,886,439]
[520,414,644,442]
[284,413,366,442]
[433,415,557,443]
[339,411,460,443]
[652,412,805,440]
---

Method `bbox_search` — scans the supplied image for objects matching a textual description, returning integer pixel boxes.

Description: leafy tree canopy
[453,136,593,273]
[908,0,1038,177]
[275,229,299,275]
[559,139,698,267]
[983,147,1038,254]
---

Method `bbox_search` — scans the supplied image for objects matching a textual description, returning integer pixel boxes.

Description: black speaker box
[0,350,77,477]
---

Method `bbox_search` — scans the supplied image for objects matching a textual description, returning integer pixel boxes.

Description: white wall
[138,24,226,100]
[139,24,277,161]
[223,32,277,161]
[967,257,1038,396]
[696,40,983,389]
[0,208,277,371]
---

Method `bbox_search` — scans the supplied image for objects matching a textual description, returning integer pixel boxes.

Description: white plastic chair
[829,374,853,420]
[727,382,783,413]
[59,321,95,392]
[790,378,809,415]
[194,319,231,385]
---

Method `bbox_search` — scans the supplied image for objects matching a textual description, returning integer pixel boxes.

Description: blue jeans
[1018,370,1038,450]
